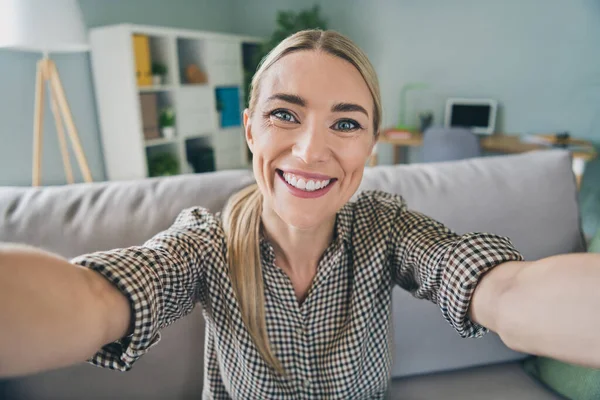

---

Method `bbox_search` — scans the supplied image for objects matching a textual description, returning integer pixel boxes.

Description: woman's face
[244,50,376,229]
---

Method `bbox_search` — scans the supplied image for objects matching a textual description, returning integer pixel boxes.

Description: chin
[261,167,350,230]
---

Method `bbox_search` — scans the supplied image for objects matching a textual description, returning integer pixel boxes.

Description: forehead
[258,50,373,111]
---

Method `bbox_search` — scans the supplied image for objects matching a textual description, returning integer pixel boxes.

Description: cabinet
[89,24,261,181]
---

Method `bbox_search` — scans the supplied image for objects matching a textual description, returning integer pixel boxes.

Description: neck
[261,204,336,274]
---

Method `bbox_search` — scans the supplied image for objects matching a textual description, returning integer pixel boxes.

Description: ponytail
[221,184,285,374]
[227,28,382,376]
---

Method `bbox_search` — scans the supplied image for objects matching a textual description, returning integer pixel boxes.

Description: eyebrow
[331,102,369,117]
[267,93,306,107]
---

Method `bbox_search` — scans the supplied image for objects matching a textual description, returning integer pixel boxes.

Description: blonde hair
[221,29,382,375]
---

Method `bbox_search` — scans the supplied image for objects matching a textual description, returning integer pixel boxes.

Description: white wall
[231,0,600,157]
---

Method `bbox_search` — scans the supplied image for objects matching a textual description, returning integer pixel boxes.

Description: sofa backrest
[0,169,256,259]
[0,150,585,399]
[358,150,584,262]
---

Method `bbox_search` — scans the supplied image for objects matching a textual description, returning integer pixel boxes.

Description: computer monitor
[444,98,498,135]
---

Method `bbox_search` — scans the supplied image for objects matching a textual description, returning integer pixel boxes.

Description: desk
[370,129,598,188]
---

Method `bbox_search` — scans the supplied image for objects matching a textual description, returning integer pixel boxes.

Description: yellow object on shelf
[133,34,152,86]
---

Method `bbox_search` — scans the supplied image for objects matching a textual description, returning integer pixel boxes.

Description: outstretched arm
[0,206,220,377]
[0,243,131,377]
[470,253,600,368]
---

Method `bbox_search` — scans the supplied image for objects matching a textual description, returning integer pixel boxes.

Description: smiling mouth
[276,169,336,192]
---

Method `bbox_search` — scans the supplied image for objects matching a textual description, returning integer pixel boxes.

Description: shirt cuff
[437,233,524,338]
[71,250,162,371]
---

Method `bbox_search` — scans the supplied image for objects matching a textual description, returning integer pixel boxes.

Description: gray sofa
[0,150,583,399]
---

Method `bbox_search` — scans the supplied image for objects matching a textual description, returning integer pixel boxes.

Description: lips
[276,169,337,198]
[278,168,333,181]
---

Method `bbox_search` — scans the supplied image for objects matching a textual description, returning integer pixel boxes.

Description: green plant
[148,152,179,177]
[159,107,175,127]
[152,62,168,76]
[244,5,328,106]
[261,5,327,59]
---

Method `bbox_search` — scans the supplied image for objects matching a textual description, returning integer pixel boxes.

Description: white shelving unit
[89,24,262,181]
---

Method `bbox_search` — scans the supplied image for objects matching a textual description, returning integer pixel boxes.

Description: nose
[292,123,331,165]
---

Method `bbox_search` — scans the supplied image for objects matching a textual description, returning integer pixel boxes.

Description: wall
[229,0,600,237]
[231,0,600,141]
[0,0,235,186]
[0,51,102,186]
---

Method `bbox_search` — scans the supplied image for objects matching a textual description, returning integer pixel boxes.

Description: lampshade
[0,0,88,53]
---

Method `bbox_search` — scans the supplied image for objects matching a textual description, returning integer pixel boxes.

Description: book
[386,130,413,139]
[139,93,160,139]
[133,34,152,86]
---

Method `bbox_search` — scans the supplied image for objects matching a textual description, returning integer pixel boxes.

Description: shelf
[177,38,208,85]
[180,83,209,89]
[185,136,215,173]
[184,133,212,140]
[90,24,262,181]
[139,91,175,144]
[145,137,177,147]
[132,33,177,88]
[176,86,214,137]
[217,126,244,135]
[147,35,176,86]
[215,86,242,128]
[146,141,181,177]
[139,85,175,92]
[204,39,243,86]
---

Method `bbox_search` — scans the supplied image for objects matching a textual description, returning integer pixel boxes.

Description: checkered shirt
[71,190,523,399]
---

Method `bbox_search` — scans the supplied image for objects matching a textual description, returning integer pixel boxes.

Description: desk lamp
[0,0,93,186]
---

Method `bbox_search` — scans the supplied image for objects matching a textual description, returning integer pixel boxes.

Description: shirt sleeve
[388,195,523,338]
[70,207,223,371]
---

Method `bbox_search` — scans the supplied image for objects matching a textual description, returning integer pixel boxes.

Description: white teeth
[282,172,332,192]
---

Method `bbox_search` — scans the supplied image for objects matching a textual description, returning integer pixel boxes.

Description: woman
[1,30,599,399]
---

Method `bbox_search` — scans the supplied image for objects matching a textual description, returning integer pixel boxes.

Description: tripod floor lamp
[0,0,93,186]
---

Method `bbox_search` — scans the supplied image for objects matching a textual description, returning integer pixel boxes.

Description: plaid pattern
[71,190,523,399]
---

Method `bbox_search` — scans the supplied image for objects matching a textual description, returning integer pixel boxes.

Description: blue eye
[272,110,297,123]
[334,119,360,132]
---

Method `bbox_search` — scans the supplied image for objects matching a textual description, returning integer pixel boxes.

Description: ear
[243,109,254,153]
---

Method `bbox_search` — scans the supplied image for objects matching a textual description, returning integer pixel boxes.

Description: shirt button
[303,379,310,388]
[296,327,304,336]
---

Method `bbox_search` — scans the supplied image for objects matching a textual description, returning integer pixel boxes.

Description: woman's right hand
[0,243,131,377]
